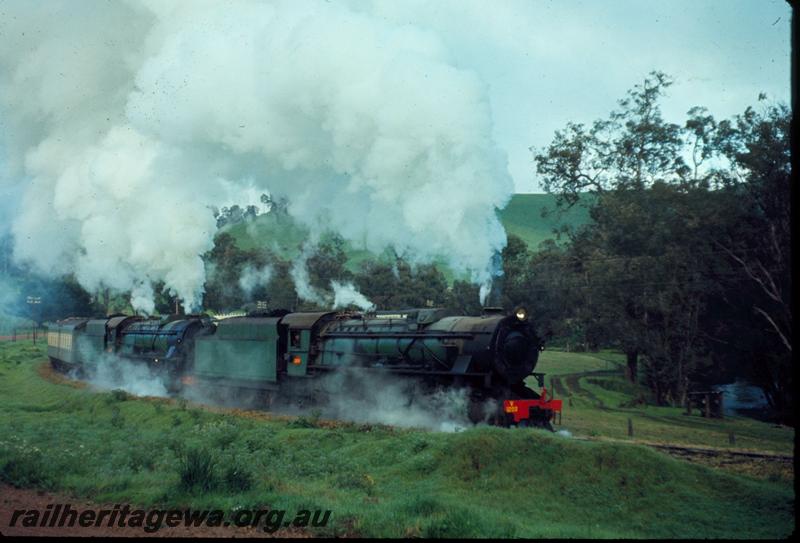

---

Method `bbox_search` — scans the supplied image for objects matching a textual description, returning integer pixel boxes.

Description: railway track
[574,433,792,461]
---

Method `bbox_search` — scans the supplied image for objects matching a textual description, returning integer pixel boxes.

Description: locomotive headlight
[514,307,528,321]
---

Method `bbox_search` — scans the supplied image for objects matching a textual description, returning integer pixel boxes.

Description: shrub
[110,406,125,428]
[177,447,217,492]
[223,463,254,492]
[109,389,131,402]
[1,453,53,488]
[129,447,156,472]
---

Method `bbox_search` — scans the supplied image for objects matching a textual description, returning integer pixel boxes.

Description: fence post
[627,418,633,438]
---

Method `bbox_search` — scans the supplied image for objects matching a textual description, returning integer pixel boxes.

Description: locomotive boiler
[47,314,213,390]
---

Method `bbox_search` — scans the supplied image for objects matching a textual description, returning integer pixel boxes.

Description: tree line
[514,72,790,420]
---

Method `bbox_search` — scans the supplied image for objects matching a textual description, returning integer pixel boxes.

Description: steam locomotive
[46,307,562,428]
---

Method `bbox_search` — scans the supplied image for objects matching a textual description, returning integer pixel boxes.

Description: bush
[110,406,125,428]
[401,495,444,516]
[109,389,131,402]
[334,472,375,495]
[289,415,319,429]
[129,447,156,472]
[1,453,53,488]
[223,463,254,492]
[203,420,239,450]
[177,447,217,492]
[410,437,429,454]
[422,506,516,538]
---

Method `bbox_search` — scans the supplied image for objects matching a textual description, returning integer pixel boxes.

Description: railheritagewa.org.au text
[9,504,332,533]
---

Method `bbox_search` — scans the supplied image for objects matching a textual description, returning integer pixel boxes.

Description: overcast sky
[355,0,792,193]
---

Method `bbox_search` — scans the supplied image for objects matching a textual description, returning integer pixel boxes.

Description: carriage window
[290,330,301,348]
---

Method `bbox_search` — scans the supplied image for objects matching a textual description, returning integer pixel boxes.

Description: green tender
[193,317,280,383]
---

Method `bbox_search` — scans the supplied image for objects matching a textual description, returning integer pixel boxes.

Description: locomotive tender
[46,307,562,428]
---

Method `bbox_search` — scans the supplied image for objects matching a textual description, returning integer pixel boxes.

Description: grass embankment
[0,341,794,538]
[531,350,794,456]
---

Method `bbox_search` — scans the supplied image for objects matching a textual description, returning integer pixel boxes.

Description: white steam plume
[290,249,375,310]
[130,281,156,316]
[331,281,375,311]
[238,264,273,298]
[75,340,169,397]
[289,249,328,307]
[0,0,512,313]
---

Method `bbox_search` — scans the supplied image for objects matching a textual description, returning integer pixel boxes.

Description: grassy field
[534,349,625,376]
[531,349,794,455]
[0,340,794,538]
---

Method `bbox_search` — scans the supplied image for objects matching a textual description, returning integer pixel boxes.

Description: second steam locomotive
[46,307,562,428]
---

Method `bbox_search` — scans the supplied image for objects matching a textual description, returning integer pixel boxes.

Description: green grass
[529,349,794,455]
[0,341,794,538]
[534,349,625,376]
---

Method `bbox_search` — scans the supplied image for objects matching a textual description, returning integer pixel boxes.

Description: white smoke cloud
[130,281,156,316]
[289,247,374,310]
[238,264,273,298]
[331,281,374,311]
[89,356,170,398]
[265,370,483,432]
[288,249,328,307]
[0,0,512,313]
[74,339,170,397]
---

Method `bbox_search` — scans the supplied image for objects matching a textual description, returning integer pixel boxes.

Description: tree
[354,256,449,310]
[702,102,792,417]
[530,72,792,413]
[535,71,688,206]
[534,72,698,391]
[499,234,532,309]
[305,233,351,294]
[445,280,483,315]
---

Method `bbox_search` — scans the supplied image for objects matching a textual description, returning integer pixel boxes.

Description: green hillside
[223,193,592,269]
[497,193,593,249]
